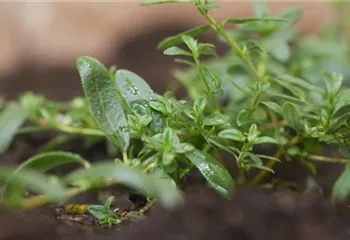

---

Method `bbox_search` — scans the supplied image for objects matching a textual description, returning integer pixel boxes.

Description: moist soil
[1,134,350,240]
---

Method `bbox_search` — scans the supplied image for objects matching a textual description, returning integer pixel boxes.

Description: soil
[1,28,350,240]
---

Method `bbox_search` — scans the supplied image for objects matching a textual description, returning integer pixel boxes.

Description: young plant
[88,196,120,228]
[1,0,350,218]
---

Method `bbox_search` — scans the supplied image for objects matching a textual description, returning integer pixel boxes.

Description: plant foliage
[1,0,350,216]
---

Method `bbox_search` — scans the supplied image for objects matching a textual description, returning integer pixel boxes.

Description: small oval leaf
[185,149,234,198]
[115,69,154,104]
[76,56,129,152]
[283,102,304,131]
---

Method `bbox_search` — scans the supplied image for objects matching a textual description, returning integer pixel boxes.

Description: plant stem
[308,154,349,164]
[248,135,301,186]
[19,187,85,210]
[202,13,261,81]
[17,125,104,136]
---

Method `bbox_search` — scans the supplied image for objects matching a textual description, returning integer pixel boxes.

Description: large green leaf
[76,56,129,152]
[0,103,28,154]
[65,162,183,209]
[185,149,234,198]
[0,167,66,207]
[3,151,90,202]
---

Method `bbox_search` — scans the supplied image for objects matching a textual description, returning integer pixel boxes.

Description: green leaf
[237,109,255,126]
[283,102,304,131]
[157,24,210,50]
[2,151,90,201]
[218,128,245,142]
[0,103,28,154]
[254,136,278,145]
[324,72,343,97]
[193,97,207,114]
[181,35,199,58]
[77,56,129,152]
[253,1,270,17]
[280,7,302,25]
[185,149,234,198]
[141,0,192,6]
[163,46,192,56]
[269,77,305,100]
[248,124,260,142]
[333,103,350,119]
[332,163,350,202]
[261,101,283,115]
[224,17,289,25]
[10,151,90,173]
[270,93,305,105]
[268,35,290,62]
[198,43,216,56]
[201,67,222,94]
[299,158,317,175]
[88,205,106,219]
[65,162,183,209]
[202,114,230,127]
[115,69,154,104]
[173,58,196,67]
[0,167,66,207]
[275,75,324,94]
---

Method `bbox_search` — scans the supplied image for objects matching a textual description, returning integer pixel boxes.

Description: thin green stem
[202,13,261,81]
[308,154,349,164]
[248,135,301,186]
[19,187,85,210]
[17,125,104,137]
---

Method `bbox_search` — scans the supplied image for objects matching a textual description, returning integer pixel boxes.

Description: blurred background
[0,1,338,100]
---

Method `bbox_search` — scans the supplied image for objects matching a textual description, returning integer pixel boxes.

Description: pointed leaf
[218,128,245,142]
[115,69,154,104]
[261,101,283,115]
[283,102,304,131]
[0,103,28,154]
[332,163,350,202]
[224,17,289,25]
[77,56,129,152]
[185,149,234,198]
[157,24,210,50]
[163,46,192,56]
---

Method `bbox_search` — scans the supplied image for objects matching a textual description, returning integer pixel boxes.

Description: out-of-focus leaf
[0,103,28,154]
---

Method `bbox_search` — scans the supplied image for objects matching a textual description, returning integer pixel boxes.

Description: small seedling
[88,196,121,228]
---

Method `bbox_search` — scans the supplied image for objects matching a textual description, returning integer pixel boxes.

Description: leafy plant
[88,196,120,228]
[1,0,350,220]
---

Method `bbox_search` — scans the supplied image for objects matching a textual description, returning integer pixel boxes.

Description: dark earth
[1,27,350,240]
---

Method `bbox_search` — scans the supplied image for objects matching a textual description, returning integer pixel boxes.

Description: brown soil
[0,187,350,240]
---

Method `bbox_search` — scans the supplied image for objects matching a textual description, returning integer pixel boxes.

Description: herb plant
[1,0,350,219]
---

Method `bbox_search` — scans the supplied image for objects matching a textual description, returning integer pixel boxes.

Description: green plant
[88,196,120,227]
[1,0,350,219]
